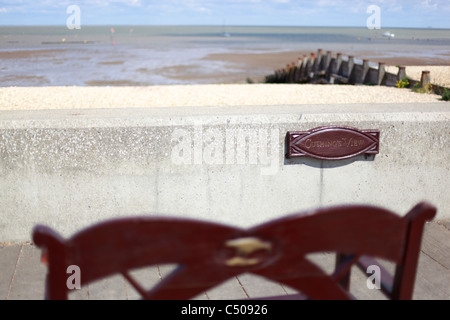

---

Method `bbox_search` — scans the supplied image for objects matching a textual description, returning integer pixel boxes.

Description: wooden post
[328,53,342,84]
[300,55,309,82]
[397,66,406,81]
[315,49,323,76]
[362,60,370,84]
[421,71,430,88]
[273,70,280,83]
[285,64,291,83]
[281,68,288,83]
[325,52,334,81]
[289,62,297,83]
[347,56,355,79]
[336,53,343,76]
[295,58,303,82]
[277,69,283,83]
[303,55,309,66]
[324,51,332,72]
[309,53,316,80]
[377,62,386,86]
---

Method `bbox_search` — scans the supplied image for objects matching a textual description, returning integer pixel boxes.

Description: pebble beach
[0,80,447,111]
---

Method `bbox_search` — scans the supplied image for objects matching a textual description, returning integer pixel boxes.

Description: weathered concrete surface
[0,103,449,242]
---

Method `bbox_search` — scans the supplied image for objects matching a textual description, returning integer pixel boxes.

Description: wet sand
[0,49,67,59]
[1,47,449,85]
[205,50,450,71]
[203,50,450,83]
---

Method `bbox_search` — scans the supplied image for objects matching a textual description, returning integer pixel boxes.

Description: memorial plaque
[286,126,380,160]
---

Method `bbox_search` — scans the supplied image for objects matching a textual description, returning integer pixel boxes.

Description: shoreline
[205,50,450,84]
[0,45,449,86]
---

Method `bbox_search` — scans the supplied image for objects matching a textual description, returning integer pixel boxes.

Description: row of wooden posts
[265,49,432,89]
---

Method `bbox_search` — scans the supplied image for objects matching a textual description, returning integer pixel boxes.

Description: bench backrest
[32,202,436,300]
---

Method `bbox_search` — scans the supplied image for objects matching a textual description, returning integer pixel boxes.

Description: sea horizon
[1,24,449,28]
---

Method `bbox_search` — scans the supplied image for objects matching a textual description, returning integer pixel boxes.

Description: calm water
[0,26,449,86]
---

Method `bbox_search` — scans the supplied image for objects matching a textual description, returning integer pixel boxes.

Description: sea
[0,25,449,86]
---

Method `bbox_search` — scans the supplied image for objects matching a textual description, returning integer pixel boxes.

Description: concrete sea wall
[1,103,449,242]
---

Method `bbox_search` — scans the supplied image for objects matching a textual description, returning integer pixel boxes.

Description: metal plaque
[286,126,380,160]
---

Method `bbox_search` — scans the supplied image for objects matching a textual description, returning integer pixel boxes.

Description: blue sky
[0,0,449,28]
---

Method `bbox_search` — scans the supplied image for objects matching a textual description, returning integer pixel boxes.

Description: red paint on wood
[33,202,436,300]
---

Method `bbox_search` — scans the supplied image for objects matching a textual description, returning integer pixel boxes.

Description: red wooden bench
[32,202,436,300]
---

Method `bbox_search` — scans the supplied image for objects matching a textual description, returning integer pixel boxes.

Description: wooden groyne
[265,49,446,93]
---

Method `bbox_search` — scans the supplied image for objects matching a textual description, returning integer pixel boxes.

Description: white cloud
[110,0,142,6]
[421,0,438,9]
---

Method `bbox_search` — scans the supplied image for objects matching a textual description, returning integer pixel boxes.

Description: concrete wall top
[1,103,449,128]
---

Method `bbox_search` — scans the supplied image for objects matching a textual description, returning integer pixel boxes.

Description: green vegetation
[441,88,450,101]
[410,81,450,101]
[396,78,410,89]
[412,82,434,94]
[412,82,422,91]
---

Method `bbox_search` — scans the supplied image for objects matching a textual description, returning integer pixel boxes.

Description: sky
[0,0,449,28]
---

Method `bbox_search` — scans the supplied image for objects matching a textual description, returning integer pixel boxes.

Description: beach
[1,26,450,86]
[0,26,449,108]
[1,61,449,110]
